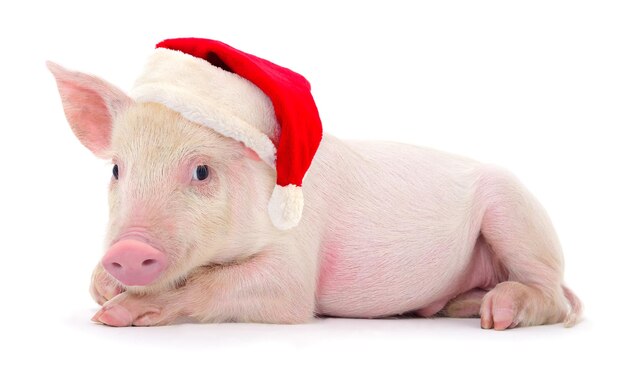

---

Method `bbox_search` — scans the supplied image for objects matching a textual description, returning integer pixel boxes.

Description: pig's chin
[121,269,181,294]
[122,257,197,294]
[125,260,222,294]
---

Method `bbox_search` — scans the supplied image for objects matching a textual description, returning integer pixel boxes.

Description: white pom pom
[267,184,304,230]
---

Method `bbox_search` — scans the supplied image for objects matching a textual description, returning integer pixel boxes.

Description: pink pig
[48,38,581,330]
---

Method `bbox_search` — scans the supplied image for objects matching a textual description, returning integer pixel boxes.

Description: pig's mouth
[101,231,170,287]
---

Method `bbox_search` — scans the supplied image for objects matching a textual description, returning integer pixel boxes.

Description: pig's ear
[239,142,262,162]
[47,61,132,158]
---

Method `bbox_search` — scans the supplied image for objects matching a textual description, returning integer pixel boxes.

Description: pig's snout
[102,239,168,286]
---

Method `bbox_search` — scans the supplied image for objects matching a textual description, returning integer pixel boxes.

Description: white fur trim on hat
[130,48,279,167]
[267,184,304,230]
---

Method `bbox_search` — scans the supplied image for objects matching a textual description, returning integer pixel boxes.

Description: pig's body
[49,57,582,330]
[305,136,490,317]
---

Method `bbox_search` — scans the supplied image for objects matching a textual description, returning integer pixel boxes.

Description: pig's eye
[193,165,210,181]
[112,164,119,180]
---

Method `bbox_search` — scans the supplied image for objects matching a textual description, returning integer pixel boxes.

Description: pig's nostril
[112,262,122,269]
[142,259,157,267]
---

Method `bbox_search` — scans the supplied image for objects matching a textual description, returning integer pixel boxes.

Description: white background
[1,1,624,374]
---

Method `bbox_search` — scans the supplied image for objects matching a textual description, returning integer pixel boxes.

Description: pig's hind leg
[441,288,486,318]
[474,167,580,330]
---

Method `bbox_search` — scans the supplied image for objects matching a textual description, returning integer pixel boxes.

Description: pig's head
[47,62,276,293]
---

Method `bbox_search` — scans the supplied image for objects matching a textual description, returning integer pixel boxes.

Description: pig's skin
[48,62,581,329]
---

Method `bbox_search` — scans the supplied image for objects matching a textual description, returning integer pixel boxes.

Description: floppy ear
[47,61,132,158]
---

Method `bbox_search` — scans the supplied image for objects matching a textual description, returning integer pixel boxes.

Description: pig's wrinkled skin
[48,62,582,330]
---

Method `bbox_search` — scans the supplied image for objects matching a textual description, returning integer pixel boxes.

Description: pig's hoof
[91,292,173,327]
[480,281,529,330]
[92,304,135,327]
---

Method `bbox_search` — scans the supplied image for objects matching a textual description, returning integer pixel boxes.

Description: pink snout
[102,239,168,286]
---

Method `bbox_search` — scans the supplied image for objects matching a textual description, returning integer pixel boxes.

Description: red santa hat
[130,38,323,230]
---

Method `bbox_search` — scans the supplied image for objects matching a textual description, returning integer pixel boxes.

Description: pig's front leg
[92,249,316,326]
[89,263,124,306]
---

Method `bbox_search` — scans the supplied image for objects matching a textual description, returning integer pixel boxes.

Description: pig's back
[304,135,486,317]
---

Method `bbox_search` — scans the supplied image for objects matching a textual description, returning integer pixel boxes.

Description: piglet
[48,38,581,329]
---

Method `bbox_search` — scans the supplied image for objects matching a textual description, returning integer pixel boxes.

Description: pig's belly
[307,137,493,317]
[314,235,481,317]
